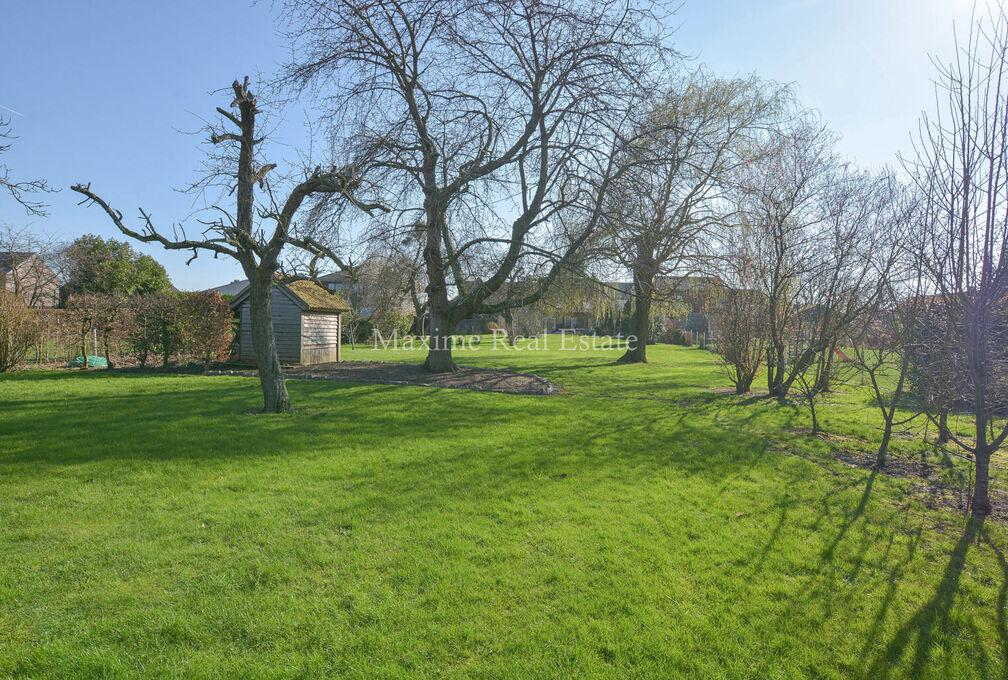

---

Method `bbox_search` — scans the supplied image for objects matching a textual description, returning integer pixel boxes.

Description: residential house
[0,252,60,308]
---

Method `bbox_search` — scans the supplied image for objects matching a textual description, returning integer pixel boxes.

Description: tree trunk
[424,303,458,372]
[503,309,518,346]
[808,395,819,435]
[421,200,459,373]
[876,422,892,469]
[620,268,651,364]
[767,344,785,397]
[972,444,992,517]
[248,277,291,413]
[938,406,951,443]
[735,370,753,394]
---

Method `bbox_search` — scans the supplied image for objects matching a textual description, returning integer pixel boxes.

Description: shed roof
[284,279,352,313]
[229,279,352,314]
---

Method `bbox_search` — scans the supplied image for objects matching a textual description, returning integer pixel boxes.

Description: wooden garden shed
[230,280,352,365]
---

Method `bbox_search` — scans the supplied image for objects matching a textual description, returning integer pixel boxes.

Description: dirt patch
[210,360,559,396]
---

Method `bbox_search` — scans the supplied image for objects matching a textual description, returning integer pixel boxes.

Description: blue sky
[2,0,984,290]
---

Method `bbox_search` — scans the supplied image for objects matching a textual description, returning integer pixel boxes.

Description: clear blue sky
[1,0,984,290]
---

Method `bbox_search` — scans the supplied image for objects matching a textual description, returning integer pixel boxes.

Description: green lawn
[1,342,1005,679]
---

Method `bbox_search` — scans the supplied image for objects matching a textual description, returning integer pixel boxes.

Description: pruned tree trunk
[73,77,379,414]
[248,276,291,413]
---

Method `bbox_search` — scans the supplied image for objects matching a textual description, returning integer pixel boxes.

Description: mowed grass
[1,342,1007,679]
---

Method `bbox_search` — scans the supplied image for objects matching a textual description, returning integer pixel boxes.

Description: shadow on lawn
[863,517,989,679]
[0,371,770,486]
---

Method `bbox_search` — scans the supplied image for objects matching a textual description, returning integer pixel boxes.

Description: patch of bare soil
[211,360,559,396]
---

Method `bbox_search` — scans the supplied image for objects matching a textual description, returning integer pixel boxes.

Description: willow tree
[602,71,784,363]
[280,0,670,371]
[73,78,380,413]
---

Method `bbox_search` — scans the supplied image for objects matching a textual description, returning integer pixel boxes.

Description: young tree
[0,290,39,372]
[603,71,784,363]
[181,291,235,371]
[280,0,670,371]
[848,287,923,468]
[738,119,900,400]
[73,78,378,412]
[712,230,768,393]
[906,9,1008,516]
[130,294,183,369]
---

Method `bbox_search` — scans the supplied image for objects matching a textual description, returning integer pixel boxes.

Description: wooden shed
[230,280,352,365]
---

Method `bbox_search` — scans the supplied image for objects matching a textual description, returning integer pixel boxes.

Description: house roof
[0,252,37,273]
[317,270,354,285]
[204,279,249,296]
[229,279,352,314]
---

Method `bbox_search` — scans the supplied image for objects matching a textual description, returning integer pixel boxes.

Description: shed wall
[300,312,341,364]
[238,288,303,363]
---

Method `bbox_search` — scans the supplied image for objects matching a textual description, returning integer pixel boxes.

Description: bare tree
[848,279,925,467]
[712,226,768,393]
[906,6,1008,515]
[738,117,900,400]
[73,78,381,412]
[280,0,670,371]
[602,71,785,363]
[0,117,52,217]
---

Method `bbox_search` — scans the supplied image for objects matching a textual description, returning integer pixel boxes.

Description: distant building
[229,280,352,365]
[0,252,60,308]
[204,279,249,297]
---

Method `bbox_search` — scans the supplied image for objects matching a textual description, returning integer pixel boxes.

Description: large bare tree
[279,0,670,371]
[907,8,1008,516]
[602,71,784,363]
[73,78,380,412]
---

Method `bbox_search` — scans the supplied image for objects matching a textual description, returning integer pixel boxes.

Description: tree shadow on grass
[863,516,986,680]
[0,370,771,491]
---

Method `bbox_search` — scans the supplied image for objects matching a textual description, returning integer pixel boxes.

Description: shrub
[374,310,414,339]
[65,294,103,368]
[129,294,183,368]
[0,291,39,372]
[181,291,235,370]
